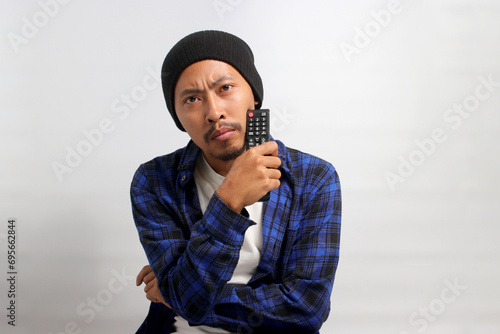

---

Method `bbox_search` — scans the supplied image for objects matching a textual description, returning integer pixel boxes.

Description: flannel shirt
[131,139,341,333]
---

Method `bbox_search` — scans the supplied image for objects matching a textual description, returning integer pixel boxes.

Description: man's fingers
[145,286,159,301]
[143,271,157,285]
[251,140,279,156]
[136,265,152,286]
[137,265,171,310]
[261,155,281,169]
[136,267,156,287]
[144,277,158,293]
[267,168,281,180]
[248,143,281,169]
[144,281,171,309]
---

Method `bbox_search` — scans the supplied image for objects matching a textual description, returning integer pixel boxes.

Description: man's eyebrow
[178,87,202,97]
[210,75,234,87]
[178,75,235,97]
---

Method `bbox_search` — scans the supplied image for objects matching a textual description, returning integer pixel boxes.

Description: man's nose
[204,94,226,123]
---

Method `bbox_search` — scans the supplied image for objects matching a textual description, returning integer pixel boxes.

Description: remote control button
[248,112,254,118]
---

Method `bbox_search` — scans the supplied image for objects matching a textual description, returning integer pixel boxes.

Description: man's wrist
[216,187,244,213]
[204,193,254,247]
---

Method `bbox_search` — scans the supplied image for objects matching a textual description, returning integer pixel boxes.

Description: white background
[1,0,500,333]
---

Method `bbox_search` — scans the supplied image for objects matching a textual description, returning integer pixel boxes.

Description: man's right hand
[136,265,171,308]
[216,140,281,212]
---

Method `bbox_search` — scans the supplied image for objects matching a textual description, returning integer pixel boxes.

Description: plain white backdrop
[1,0,500,333]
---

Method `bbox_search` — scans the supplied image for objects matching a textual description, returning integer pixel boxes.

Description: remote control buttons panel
[246,109,269,149]
[245,109,271,201]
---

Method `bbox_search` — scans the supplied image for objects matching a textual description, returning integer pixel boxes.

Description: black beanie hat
[161,30,264,131]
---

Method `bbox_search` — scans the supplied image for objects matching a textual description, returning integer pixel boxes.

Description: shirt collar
[177,138,291,188]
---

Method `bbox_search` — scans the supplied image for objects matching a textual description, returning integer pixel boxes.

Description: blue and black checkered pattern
[131,140,341,333]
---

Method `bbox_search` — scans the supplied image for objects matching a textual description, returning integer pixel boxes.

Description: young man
[131,30,341,333]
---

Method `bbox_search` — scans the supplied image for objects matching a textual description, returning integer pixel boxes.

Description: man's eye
[185,96,198,104]
[220,84,232,92]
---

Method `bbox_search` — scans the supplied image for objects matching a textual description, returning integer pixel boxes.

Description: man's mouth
[203,122,243,144]
[210,127,235,141]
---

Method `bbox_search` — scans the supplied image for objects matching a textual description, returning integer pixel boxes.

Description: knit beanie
[161,30,264,131]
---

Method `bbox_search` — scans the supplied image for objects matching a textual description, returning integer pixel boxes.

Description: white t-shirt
[172,154,263,333]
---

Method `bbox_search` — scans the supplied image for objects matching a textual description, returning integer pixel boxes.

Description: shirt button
[181,175,187,182]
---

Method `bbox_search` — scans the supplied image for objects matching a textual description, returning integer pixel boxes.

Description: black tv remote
[245,109,270,149]
[245,109,271,201]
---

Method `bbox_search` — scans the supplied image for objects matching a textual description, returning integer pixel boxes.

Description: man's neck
[202,153,234,177]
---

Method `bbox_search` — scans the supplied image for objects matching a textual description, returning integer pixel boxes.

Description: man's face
[174,60,257,164]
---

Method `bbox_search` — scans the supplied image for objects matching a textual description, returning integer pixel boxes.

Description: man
[131,30,341,333]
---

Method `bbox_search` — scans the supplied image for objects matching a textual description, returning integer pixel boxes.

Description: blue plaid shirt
[131,139,341,333]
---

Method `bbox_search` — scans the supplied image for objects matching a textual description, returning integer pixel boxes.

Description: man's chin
[210,142,246,162]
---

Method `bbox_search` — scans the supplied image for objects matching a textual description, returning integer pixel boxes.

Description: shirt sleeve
[131,164,255,324]
[203,166,341,333]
